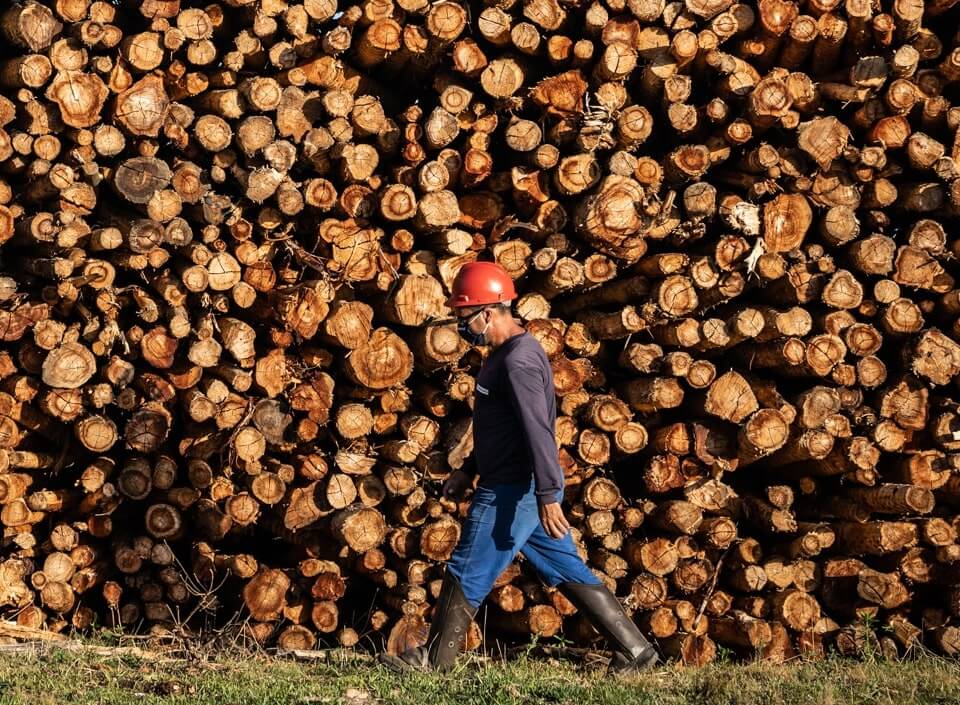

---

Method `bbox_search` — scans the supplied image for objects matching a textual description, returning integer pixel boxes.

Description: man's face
[457,306,488,334]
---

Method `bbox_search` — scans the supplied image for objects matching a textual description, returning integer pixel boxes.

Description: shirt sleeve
[505,362,564,505]
[459,453,478,478]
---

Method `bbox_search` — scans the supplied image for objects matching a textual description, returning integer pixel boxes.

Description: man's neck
[488,321,525,349]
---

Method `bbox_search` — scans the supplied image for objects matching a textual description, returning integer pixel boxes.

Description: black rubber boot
[559,581,660,672]
[379,572,477,672]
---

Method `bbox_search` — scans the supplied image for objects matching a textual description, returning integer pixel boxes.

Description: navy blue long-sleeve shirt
[461,332,564,505]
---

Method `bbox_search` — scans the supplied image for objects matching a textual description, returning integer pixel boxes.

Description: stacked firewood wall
[0,0,957,663]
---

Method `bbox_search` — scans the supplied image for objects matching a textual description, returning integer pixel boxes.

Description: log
[710,611,773,651]
[835,522,918,556]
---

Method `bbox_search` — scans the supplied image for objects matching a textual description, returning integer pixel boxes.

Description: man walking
[380,261,660,674]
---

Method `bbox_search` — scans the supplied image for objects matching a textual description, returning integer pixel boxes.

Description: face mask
[458,312,489,346]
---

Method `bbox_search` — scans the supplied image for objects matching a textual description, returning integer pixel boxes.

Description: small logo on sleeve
[476,384,489,395]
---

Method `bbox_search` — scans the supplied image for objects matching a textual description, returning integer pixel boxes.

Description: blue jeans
[445,480,601,608]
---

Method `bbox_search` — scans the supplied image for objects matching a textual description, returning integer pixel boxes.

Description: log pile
[0,0,958,664]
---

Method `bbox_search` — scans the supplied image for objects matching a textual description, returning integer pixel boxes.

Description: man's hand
[538,501,571,539]
[442,469,472,503]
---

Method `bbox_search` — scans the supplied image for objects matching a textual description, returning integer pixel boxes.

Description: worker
[380,261,660,674]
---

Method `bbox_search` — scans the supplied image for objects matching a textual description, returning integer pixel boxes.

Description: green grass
[0,645,958,705]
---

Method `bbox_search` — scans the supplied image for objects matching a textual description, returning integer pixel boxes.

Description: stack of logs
[0,0,958,664]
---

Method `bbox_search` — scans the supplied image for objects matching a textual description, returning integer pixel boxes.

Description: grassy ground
[0,643,957,705]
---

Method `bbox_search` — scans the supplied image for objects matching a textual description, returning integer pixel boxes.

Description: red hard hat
[447,261,518,308]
